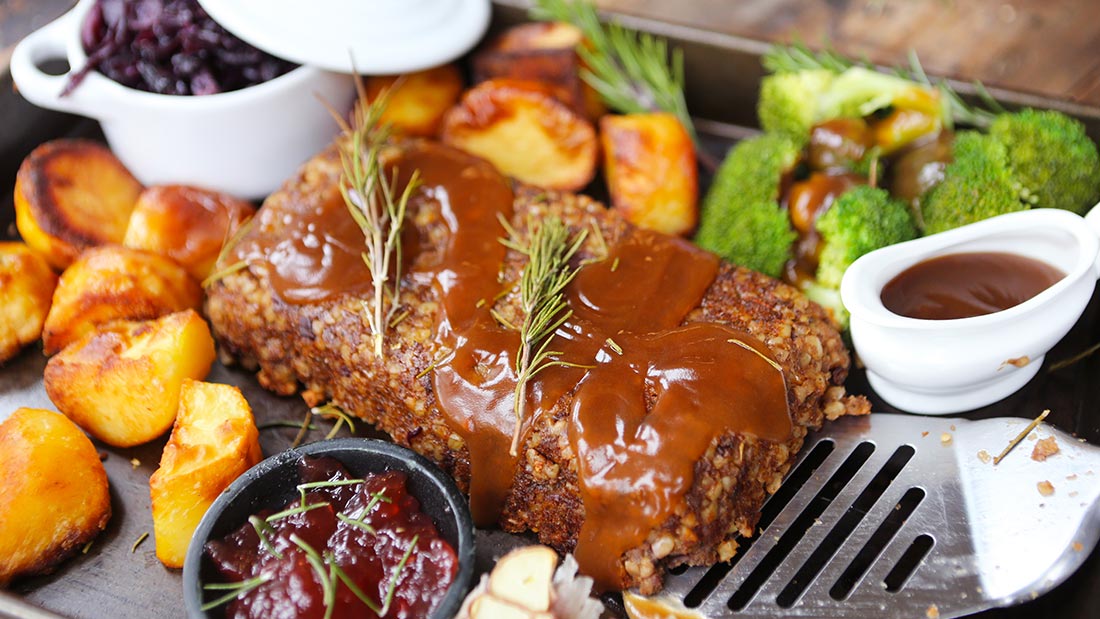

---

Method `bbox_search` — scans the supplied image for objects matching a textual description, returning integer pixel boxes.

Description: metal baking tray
[2,2,1099,618]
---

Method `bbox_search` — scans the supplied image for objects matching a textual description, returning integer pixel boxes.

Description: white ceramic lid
[196,0,491,74]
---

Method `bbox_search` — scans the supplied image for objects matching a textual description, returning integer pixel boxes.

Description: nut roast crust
[204,142,870,594]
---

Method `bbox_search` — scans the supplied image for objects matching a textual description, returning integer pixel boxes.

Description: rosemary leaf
[338,80,422,359]
[200,573,272,611]
[381,535,419,615]
[265,501,330,524]
[531,0,694,140]
[249,515,283,559]
[502,216,588,456]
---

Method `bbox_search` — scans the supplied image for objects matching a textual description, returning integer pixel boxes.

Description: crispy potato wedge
[442,79,598,191]
[44,309,216,447]
[14,140,143,270]
[600,113,698,236]
[150,380,261,568]
[472,21,605,120]
[0,407,111,586]
[42,245,201,355]
[0,242,57,363]
[122,185,255,281]
[366,65,465,138]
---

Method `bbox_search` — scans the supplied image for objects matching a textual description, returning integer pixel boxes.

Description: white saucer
[197,0,491,74]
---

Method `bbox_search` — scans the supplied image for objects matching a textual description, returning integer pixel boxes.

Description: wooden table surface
[4,0,1100,109]
[596,0,1100,109]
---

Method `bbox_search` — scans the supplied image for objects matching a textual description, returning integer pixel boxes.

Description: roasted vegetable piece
[122,185,256,281]
[0,242,57,363]
[694,134,801,277]
[366,64,465,137]
[921,131,1027,234]
[815,186,919,289]
[441,79,598,191]
[472,21,604,120]
[44,309,216,447]
[150,380,261,568]
[0,407,111,587]
[989,109,1100,214]
[42,245,202,355]
[600,112,698,236]
[14,139,143,270]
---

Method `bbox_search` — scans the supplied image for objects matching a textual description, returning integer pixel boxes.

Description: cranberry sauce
[203,456,457,619]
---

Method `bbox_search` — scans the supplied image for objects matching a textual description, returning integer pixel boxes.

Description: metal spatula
[660,413,1100,618]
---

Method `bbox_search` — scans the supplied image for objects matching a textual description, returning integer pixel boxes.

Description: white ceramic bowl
[841,206,1100,415]
[10,0,356,199]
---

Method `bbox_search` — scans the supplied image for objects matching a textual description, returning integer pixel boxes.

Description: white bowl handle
[10,8,112,119]
[1085,201,1100,279]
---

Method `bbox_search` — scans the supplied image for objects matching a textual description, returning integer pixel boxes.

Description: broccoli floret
[758,69,835,140]
[802,280,850,331]
[817,67,949,123]
[758,65,951,149]
[695,134,801,277]
[920,131,1026,234]
[815,186,918,288]
[989,109,1100,214]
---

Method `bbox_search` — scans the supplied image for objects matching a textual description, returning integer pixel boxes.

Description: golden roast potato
[150,379,261,568]
[122,185,255,282]
[0,242,57,363]
[42,245,201,355]
[14,139,143,270]
[600,113,698,236]
[366,64,465,138]
[442,79,598,191]
[44,309,216,447]
[0,407,111,587]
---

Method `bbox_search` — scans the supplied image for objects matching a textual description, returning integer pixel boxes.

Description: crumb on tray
[1031,436,1060,461]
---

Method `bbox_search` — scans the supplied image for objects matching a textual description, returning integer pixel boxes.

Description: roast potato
[0,242,57,363]
[150,380,261,568]
[472,21,604,120]
[0,407,111,587]
[14,139,143,270]
[600,113,698,236]
[44,309,216,447]
[42,245,202,355]
[366,64,465,137]
[122,185,255,281]
[442,79,598,191]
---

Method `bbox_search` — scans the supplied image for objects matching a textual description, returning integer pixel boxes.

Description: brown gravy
[880,251,1064,320]
[240,141,793,590]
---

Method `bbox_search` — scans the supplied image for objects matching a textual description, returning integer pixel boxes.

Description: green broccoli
[757,64,951,143]
[758,69,835,140]
[989,109,1100,214]
[695,134,801,277]
[815,186,918,288]
[920,131,1027,234]
[802,280,850,331]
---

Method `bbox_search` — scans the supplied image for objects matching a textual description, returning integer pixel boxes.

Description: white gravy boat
[841,205,1100,414]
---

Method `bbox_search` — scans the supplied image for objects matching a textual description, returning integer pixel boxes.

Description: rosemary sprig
[337,82,422,358]
[201,573,273,611]
[312,403,357,440]
[501,215,589,456]
[249,515,284,559]
[761,39,860,75]
[265,500,330,524]
[531,0,693,139]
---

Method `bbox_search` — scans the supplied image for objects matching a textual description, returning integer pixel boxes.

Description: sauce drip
[881,251,1064,320]
[244,141,794,591]
[783,171,866,283]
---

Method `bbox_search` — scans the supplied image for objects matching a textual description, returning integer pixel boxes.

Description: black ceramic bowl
[182,438,476,619]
